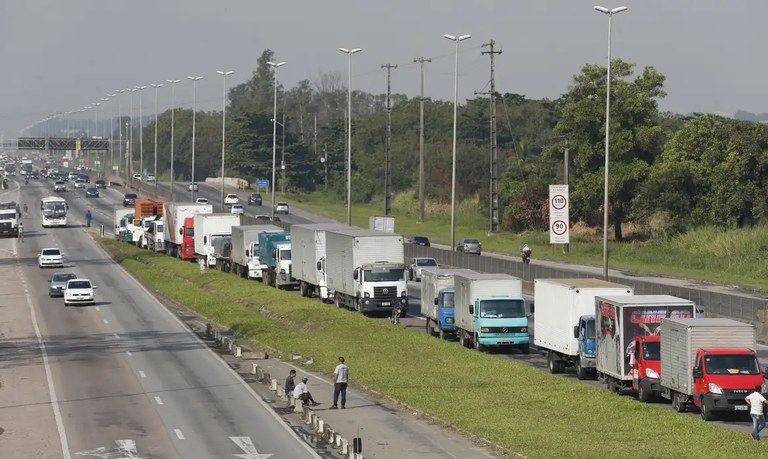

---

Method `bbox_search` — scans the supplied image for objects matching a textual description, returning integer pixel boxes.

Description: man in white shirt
[331,356,349,409]
[293,377,319,406]
[745,385,768,440]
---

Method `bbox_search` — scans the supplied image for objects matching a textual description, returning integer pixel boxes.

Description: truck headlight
[401,291,407,297]
[280,269,286,274]
[520,327,528,333]
[645,368,660,379]
[364,292,370,298]
[480,327,489,333]
[708,383,723,395]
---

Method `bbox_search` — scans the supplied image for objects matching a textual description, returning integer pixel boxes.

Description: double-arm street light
[150,83,163,192]
[338,47,362,226]
[136,85,147,189]
[216,70,234,212]
[166,79,181,201]
[187,76,204,201]
[443,33,471,249]
[594,5,628,280]
[267,60,285,220]
[115,89,125,181]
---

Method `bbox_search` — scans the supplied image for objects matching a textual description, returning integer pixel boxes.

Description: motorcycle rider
[522,243,532,264]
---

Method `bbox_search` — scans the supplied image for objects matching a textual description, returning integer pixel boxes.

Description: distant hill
[733,110,768,122]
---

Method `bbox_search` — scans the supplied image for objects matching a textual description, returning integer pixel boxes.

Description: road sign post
[549,184,569,245]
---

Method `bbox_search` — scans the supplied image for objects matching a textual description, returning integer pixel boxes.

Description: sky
[0,0,765,137]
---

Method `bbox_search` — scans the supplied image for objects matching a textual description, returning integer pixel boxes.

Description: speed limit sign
[549,185,569,244]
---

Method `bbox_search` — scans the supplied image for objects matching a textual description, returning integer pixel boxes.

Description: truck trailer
[291,223,349,301]
[421,268,477,339]
[534,279,633,379]
[193,213,241,267]
[163,202,213,259]
[325,228,407,313]
[454,272,529,353]
[231,224,284,279]
[660,317,764,420]
[595,295,695,394]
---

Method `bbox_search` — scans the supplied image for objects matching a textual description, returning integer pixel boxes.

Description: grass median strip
[102,239,767,458]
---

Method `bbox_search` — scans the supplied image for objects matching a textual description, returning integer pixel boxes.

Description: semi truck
[144,216,164,252]
[213,235,233,272]
[453,272,529,353]
[421,268,477,339]
[231,224,284,279]
[113,208,133,241]
[0,202,21,237]
[257,232,297,289]
[163,202,213,259]
[660,317,765,420]
[193,213,241,267]
[325,228,407,313]
[291,223,349,301]
[534,279,633,380]
[595,295,695,394]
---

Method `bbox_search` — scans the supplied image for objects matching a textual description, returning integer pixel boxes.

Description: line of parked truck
[114,200,767,423]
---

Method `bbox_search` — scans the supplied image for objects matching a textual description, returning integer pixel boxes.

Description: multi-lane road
[0,178,319,458]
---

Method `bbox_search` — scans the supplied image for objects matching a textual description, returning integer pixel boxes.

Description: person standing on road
[331,356,349,409]
[284,369,296,395]
[85,209,92,228]
[17,222,23,243]
[746,385,768,440]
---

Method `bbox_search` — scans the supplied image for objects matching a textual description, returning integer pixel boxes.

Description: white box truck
[660,318,764,420]
[193,213,241,266]
[163,202,213,259]
[368,216,395,233]
[325,228,407,313]
[291,223,348,302]
[231,224,283,279]
[421,268,476,339]
[454,272,529,353]
[534,279,633,379]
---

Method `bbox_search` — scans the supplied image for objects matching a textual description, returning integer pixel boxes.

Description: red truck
[162,202,212,260]
[629,335,662,402]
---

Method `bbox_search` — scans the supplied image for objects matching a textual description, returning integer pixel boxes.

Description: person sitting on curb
[293,377,320,406]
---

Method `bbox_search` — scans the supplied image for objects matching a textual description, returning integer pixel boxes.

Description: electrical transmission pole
[414,57,431,223]
[382,63,397,216]
[478,40,502,234]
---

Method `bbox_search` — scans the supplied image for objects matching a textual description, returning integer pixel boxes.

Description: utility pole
[478,40,502,234]
[381,64,397,216]
[564,139,570,254]
[414,57,431,223]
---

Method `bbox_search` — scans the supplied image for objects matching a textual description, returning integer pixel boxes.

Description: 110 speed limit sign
[549,185,570,244]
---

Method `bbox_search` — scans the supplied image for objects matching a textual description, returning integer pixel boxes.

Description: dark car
[30,171,39,179]
[410,235,431,247]
[254,215,280,223]
[48,272,77,297]
[85,187,99,198]
[77,174,90,183]
[456,238,482,255]
[248,193,263,206]
[95,179,107,189]
[123,193,138,207]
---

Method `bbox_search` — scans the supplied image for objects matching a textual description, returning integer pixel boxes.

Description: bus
[40,196,68,228]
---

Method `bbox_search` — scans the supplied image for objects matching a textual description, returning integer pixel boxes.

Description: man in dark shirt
[285,369,296,395]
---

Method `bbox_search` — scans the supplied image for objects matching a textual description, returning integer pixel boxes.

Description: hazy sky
[0,0,764,136]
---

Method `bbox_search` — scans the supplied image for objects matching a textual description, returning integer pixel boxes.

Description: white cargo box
[291,223,349,285]
[420,268,476,320]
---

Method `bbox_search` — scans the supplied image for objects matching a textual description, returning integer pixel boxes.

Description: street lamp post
[594,5,628,280]
[187,76,203,201]
[115,89,125,181]
[136,85,147,189]
[267,61,285,220]
[166,79,181,201]
[150,83,163,193]
[127,88,137,179]
[338,47,362,226]
[216,70,234,212]
[101,97,111,176]
[443,33,471,249]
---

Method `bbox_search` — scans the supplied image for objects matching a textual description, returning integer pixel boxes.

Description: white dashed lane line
[138,371,146,379]
[174,429,185,440]
[154,396,164,406]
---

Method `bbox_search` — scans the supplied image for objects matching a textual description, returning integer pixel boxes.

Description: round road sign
[552,219,568,236]
[551,194,567,210]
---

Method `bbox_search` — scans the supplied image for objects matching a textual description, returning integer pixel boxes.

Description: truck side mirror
[434,298,438,305]
[203,235,207,244]
[272,248,277,258]
[245,249,249,257]
[469,305,474,315]
[693,368,702,379]
[353,269,359,280]
[317,261,322,271]
[763,367,768,379]
[179,228,183,235]
[573,326,579,339]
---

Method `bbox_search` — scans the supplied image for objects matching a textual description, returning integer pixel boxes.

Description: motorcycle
[24,177,29,185]
[2,179,7,190]
[522,250,532,265]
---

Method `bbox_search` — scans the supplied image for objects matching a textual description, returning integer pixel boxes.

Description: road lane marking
[113,333,120,339]
[95,306,101,311]
[139,371,146,379]
[154,396,164,405]
[125,351,133,356]
[174,429,185,440]
[75,439,144,459]
[15,236,72,459]
[230,436,273,459]
[103,319,109,324]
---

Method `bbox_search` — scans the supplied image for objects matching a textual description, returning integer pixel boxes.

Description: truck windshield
[0,210,15,220]
[279,249,291,260]
[441,291,455,309]
[705,354,760,375]
[185,228,194,236]
[643,341,661,361]
[586,320,595,340]
[364,269,405,282]
[480,299,526,318]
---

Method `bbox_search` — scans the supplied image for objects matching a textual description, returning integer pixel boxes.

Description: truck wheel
[547,352,562,374]
[473,335,484,352]
[459,332,468,348]
[672,393,686,412]
[637,381,649,403]
[576,360,587,380]
[438,328,447,340]
[425,320,432,336]
[700,399,714,421]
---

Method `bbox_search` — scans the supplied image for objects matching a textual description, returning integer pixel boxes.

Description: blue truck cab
[575,314,597,372]
[436,287,456,331]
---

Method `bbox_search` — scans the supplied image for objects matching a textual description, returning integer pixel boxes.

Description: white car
[146,174,156,182]
[64,278,96,306]
[188,182,199,191]
[274,202,289,214]
[230,204,244,215]
[409,257,439,281]
[195,197,209,204]
[133,173,142,181]
[224,194,239,205]
[74,179,87,189]
[54,181,66,192]
[39,248,64,268]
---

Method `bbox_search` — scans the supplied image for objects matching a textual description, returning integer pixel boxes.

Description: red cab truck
[660,317,766,421]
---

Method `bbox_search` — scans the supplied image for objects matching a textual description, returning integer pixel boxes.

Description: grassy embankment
[102,238,767,458]
[276,191,768,292]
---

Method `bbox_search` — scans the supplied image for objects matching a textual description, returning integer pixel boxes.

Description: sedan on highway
[54,181,66,192]
[133,173,142,181]
[74,179,87,189]
[456,238,482,255]
[123,193,137,207]
[64,278,96,306]
[146,173,156,182]
[95,179,107,189]
[188,182,199,191]
[230,204,245,215]
[224,193,240,205]
[274,202,289,214]
[85,187,99,198]
[48,272,77,297]
[409,257,438,281]
[248,193,262,206]
[195,197,209,204]
[409,235,431,247]
[38,248,64,268]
